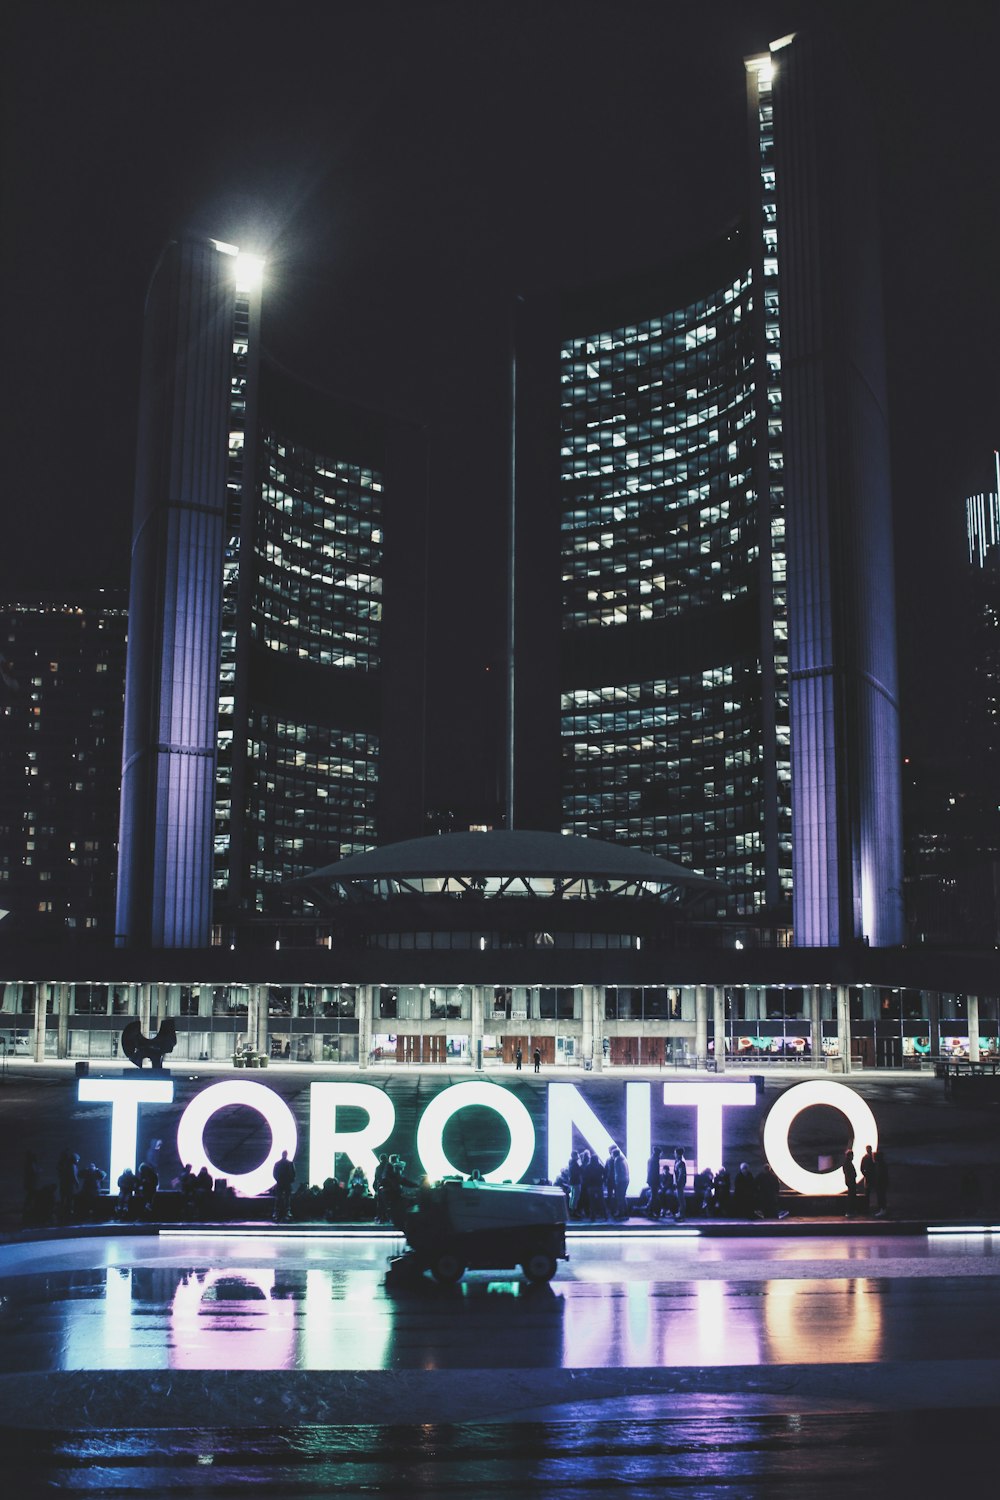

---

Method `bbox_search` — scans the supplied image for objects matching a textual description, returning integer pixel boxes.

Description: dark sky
[2,0,997,806]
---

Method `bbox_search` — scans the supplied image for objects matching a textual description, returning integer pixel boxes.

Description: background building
[115,236,427,950]
[904,456,1000,946]
[0,592,127,940]
[511,30,903,949]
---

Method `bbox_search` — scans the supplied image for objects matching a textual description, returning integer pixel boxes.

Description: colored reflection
[170,1269,295,1370]
[763,1278,884,1364]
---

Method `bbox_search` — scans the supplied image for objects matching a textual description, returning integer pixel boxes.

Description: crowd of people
[19,1138,892,1228]
[554,1146,793,1221]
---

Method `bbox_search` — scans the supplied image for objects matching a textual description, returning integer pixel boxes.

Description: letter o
[416,1082,535,1184]
[762,1080,879,1196]
[176,1081,298,1198]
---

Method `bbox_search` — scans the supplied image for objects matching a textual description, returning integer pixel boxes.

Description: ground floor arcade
[2,977,997,1072]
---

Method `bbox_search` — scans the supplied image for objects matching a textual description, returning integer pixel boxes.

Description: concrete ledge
[3,1361,1000,1430]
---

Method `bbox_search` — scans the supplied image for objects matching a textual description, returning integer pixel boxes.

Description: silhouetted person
[608,1145,630,1219]
[567,1150,583,1217]
[712,1166,732,1217]
[116,1167,136,1219]
[515,1046,523,1071]
[672,1149,688,1220]
[842,1149,858,1217]
[137,1160,158,1216]
[373,1153,391,1222]
[754,1164,783,1219]
[583,1149,605,1219]
[78,1162,106,1221]
[733,1162,756,1219]
[273,1149,296,1221]
[693,1167,714,1216]
[533,1047,541,1073]
[57,1150,79,1223]
[179,1164,197,1218]
[194,1166,214,1217]
[859,1144,876,1214]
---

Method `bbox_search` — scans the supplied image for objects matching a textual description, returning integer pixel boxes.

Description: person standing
[609,1145,630,1220]
[533,1047,541,1073]
[732,1162,755,1219]
[843,1148,858,1217]
[583,1149,605,1219]
[859,1144,876,1214]
[568,1150,583,1218]
[57,1150,80,1224]
[515,1045,523,1072]
[672,1149,688,1221]
[273,1149,296,1222]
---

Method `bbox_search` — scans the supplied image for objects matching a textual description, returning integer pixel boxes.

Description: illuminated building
[510,31,903,948]
[0,591,127,938]
[115,235,427,949]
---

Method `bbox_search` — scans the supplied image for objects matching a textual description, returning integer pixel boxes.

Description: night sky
[2,0,997,811]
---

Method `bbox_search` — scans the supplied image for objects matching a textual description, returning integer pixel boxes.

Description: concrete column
[836,985,852,1073]
[470,986,485,1068]
[927,988,940,1060]
[592,986,604,1071]
[695,985,709,1067]
[33,982,47,1063]
[138,983,151,1038]
[255,984,269,1055]
[809,985,822,1069]
[581,985,594,1069]
[967,994,980,1062]
[713,985,726,1072]
[358,985,372,1068]
[56,982,70,1060]
[291,986,300,1020]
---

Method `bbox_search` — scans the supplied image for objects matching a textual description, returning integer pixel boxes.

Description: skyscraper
[116,235,426,949]
[0,591,127,938]
[511,30,903,948]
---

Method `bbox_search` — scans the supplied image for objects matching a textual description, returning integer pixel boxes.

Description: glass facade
[0,596,127,937]
[256,439,382,671]
[246,713,378,907]
[558,266,790,915]
[212,337,386,921]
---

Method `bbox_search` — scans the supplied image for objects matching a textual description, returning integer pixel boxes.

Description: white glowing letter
[309,1082,396,1186]
[661,1081,757,1179]
[762,1080,879,1195]
[546,1082,619,1184]
[175,1081,298,1198]
[417,1081,535,1184]
[625,1082,651,1195]
[78,1077,174,1189]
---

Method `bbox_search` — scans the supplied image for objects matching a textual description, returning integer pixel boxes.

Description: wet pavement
[2,1228,1000,1493]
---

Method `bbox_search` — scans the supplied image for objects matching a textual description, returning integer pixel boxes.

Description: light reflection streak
[170,1268,295,1370]
[103,1267,133,1355]
[763,1278,883,1364]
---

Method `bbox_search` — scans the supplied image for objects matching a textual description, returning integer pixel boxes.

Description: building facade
[511,31,903,949]
[0,592,127,939]
[115,235,427,950]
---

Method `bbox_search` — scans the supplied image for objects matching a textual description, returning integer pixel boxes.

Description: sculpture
[120,1017,177,1070]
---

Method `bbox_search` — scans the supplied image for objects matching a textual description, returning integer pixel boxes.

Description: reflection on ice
[3,1238,906,1377]
[171,1269,295,1371]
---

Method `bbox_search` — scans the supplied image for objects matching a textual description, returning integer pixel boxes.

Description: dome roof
[297,829,714,893]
